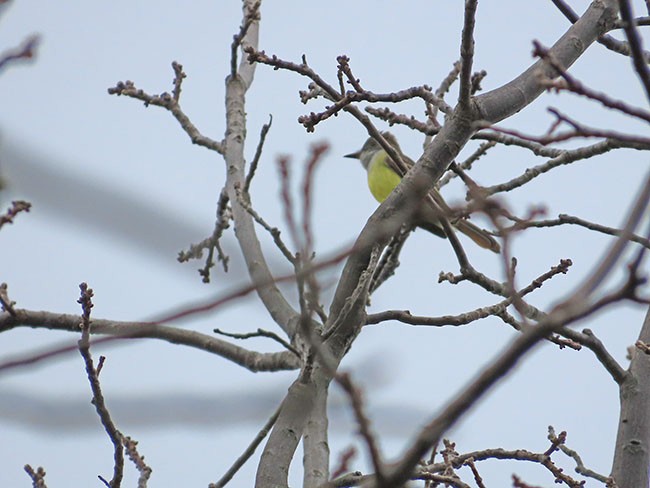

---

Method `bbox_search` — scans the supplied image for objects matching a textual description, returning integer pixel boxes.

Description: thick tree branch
[224,1,300,337]
[0,309,299,373]
[611,305,650,487]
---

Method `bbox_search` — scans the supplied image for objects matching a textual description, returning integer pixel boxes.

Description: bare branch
[458,0,479,105]
[548,426,614,484]
[485,139,648,195]
[178,187,232,281]
[244,115,273,193]
[0,309,300,374]
[214,327,301,358]
[77,283,124,488]
[383,165,649,486]
[480,112,650,146]
[439,142,496,187]
[24,465,48,488]
[108,70,225,154]
[170,61,186,102]
[617,0,650,104]
[336,373,385,483]
[366,106,434,134]
[473,131,563,157]
[551,0,650,62]
[123,436,152,488]
[230,1,261,78]
[534,41,650,124]
[504,213,650,249]
[233,184,296,265]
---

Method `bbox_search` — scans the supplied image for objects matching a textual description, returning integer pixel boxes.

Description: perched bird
[345,132,500,253]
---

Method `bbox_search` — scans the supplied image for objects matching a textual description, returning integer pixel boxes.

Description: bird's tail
[455,219,501,253]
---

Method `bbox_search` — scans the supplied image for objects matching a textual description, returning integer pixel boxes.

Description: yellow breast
[367,150,402,203]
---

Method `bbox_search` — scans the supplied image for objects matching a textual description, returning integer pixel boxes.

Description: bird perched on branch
[345,132,500,253]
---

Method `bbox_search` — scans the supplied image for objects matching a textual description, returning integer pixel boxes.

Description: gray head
[344,132,401,169]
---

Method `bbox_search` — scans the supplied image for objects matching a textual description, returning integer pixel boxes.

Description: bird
[345,132,500,253]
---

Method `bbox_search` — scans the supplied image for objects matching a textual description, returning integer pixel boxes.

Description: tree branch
[0,309,300,373]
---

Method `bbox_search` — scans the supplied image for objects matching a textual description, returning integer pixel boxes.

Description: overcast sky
[1,1,649,486]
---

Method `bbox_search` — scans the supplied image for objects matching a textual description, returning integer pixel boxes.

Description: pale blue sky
[1,1,648,486]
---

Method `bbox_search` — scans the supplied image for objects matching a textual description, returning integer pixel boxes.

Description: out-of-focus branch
[534,40,650,124]
[336,373,385,484]
[0,34,39,72]
[617,0,650,104]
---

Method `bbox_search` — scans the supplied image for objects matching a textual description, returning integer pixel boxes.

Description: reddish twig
[0,34,39,72]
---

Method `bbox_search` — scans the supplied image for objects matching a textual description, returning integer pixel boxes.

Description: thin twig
[214,327,301,357]
[533,40,650,123]
[503,213,650,249]
[458,0,479,106]
[0,282,16,316]
[0,200,31,230]
[234,184,296,264]
[618,0,650,104]
[123,436,152,488]
[108,75,225,154]
[302,142,330,255]
[230,1,261,77]
[336,373,385,483]
[244,115,273,193]
[210,405,281,487]
[77,283,124,488]
[178,188,232,281]
[24,465,48,488]
[0,309,300,374]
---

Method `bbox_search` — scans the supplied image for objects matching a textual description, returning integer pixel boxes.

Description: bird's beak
[344,150,361,159]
